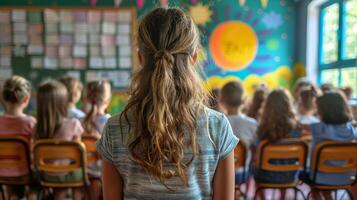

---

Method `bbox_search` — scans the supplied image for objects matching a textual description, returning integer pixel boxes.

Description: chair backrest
[234,141,247,169]
[33,139,89,187]
[310,141,357,184]
[81,134,100,165]
[0,135,31,185]
[256,139,308,172]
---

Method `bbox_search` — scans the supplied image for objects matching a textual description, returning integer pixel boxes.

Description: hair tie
[154,50,174,65]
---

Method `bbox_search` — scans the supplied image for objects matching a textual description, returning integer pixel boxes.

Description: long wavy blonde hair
[120,7,207,185]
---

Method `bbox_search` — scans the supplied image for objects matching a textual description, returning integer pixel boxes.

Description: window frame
[318,0,357,87]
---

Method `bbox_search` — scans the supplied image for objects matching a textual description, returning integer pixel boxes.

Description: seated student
[82,80,111,200]
[293,77,312,101]
[296,86,320,125]
[253,89,300,200]
[0,76,36,200]
[35,80,84,200]
[220,81,257,186]
[246,86,268,122]
[58,76,85,119]
[307,91,356,199]
[82,80,112,136]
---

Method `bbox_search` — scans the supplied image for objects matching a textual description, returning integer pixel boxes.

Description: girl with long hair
[35,80,84,200]
[97,7,238,199]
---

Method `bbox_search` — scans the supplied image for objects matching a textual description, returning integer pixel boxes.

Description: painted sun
[188,3,212,26]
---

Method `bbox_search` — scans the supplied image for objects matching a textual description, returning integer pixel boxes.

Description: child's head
[123,7,205,185]
[297,86,318,115]
[221,81,244,111]
[58,76,83,106]
[320,83,335,94]
[1,76,31,112]
[258,89,297,141]
[293,77,311,100]
[246,87,268,120]
[35,80,68,139]
[83,80,111,133]
[316,91,352,124]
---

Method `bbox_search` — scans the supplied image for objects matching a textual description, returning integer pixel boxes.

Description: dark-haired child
[220,81,257,185]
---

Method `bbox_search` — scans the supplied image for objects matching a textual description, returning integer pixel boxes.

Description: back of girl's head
[35,80,68,139]
[122,7,205,185]
[316,91,352,124]
[246,87,268,120]
[221,81,244,108]
[83,80,111,133]
[258,89,297,141]
[298,86,318,111]
[58,75,82,103]
[1,76,31,105]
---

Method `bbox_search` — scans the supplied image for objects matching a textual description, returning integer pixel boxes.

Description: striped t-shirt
[96,107,239,200]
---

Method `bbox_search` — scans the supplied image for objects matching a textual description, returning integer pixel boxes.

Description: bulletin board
[0,6,137,90]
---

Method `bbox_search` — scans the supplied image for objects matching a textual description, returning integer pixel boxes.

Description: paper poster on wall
[0,56,11,67]
[28,45,43,55]
[0,68,12,85]
[12,10,26,22]
[0,46,12,55]
[44,57,58,69]
[117,11,131,22]
[60,58,73,69]
[31,57,43,68]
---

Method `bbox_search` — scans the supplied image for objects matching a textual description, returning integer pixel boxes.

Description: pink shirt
[0,114,36,177]
[55,118,84,141]
[0,114,36,138]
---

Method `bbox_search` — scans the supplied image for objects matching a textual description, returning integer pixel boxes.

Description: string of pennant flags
[88,0,270,9]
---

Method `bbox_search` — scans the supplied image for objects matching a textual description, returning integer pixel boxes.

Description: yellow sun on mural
[210,21,258,71]
[188,3,213,26]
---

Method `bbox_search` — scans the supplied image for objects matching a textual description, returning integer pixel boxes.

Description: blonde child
[0,76,36,200]
[97,7,238,199]
[35,80,84,200]
[82,80,111,200]
[58,76,85,119]
[82,80,111,135]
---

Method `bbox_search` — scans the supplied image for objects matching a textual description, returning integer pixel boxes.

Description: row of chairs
[234,139,357,200]
[0,135,99,200]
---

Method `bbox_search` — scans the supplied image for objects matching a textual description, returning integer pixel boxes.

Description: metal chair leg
[307,190,312,200]
[254,187,265,200]
[295,187,307,200]
[345,189,354,200]
[0,185,5,200]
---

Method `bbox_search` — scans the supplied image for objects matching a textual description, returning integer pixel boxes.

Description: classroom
[0,0,356,199]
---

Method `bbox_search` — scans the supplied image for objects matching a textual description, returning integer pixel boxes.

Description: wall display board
[0,7,137,90]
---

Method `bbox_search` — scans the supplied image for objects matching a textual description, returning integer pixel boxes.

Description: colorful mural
[107,0,298,113]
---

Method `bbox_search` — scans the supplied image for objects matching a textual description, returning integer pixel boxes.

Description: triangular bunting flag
[239,0,245,6]
[261,0,268,8]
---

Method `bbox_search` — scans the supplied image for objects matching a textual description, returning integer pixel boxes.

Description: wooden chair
[234,141,249,199]
[253,139,308,200]
[81,134,100,167]
[33,139,90,198]
[306,141,357,200]
[0,136,32,200]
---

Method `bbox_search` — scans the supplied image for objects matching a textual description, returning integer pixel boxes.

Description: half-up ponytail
[121,7,207,186]
[83,80,111,133]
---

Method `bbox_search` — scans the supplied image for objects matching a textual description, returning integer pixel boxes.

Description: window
[319,0,357,98]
